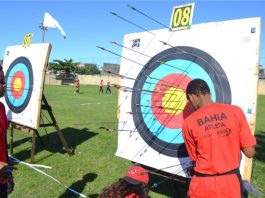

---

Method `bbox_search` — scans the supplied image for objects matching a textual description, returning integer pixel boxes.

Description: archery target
[131,46,231,158]
[116,17,260,177]
[0,43,51,129]
[5,57,34,113]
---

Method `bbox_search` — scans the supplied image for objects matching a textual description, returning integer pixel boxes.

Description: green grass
[249,95,265,198]
[7,85,264,198]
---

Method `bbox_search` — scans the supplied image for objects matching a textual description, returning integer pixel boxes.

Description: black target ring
[131,46,231,158]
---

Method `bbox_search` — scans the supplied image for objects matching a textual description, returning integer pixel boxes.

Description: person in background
[182,78,256,198]
[97,165,150,198]
[99,79,104,93]
[0,65,15,197]
[106,81,111,94]
[75,79,80,94]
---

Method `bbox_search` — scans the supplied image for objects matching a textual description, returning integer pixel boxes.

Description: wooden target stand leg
[9,94,73,163]
[9,123,45,163]
[40,94,73,157]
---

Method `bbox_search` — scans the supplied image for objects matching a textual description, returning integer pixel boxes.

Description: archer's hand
[0,161,8,179]
[187,166,195,176]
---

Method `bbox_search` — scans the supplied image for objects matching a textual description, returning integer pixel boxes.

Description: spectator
[75,79,80,93]
[106,81,111,94]
[99,79,104,93]
[98,165,150,198]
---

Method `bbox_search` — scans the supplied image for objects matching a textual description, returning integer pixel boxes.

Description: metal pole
[42,28,45,43]
[39,22,47,43]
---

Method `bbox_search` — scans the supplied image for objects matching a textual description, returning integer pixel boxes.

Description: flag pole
[39,22,47,43]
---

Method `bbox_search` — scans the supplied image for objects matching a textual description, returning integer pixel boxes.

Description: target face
[116,17,260,177]
[5,57,34,113]
[131,46,231,157]
[0,43,51,129]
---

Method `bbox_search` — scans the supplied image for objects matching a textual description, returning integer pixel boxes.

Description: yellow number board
[170,3,195,30]
[23,33,33,47]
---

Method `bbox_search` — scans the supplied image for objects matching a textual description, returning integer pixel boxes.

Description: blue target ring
[5,57,34,113]
[131,46,231,157]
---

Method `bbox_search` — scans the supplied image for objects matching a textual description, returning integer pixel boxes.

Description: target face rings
[131,46,231,158]
[5,57,34,113]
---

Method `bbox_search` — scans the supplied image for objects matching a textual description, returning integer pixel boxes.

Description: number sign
[170,3,195,30]
[23,33,33,47]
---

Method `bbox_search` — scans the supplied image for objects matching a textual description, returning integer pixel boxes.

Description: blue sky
[0,0,264,68]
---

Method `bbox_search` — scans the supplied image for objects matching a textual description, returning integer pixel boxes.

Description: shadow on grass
[12,127,98,162]
[148,173,189,198]
[255,131,265,163]
[58,173,97,198]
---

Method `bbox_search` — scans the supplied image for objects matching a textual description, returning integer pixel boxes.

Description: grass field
[7,85,265,198]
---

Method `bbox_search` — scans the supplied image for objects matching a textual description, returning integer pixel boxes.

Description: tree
[76,63,101,75]
[48,59,79,73]
[48,62,61,71]
[47,59,101,75]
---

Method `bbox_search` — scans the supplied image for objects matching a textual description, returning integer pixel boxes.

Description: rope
[9,155,89,198]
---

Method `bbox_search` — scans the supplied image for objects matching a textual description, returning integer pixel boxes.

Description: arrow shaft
[128,4,170,30]
[111,12,155,36]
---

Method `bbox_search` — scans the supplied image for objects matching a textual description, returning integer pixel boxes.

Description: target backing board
[116,17,260,178]
[0,43,51,129]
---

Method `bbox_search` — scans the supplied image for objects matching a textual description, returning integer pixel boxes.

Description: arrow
[128,4,171,30]
[103,70,136,81]
[112,83,164,95]
[110,41,187,73]
[110,12,155,36]
[135,103,181,111]
[97,46,144,67]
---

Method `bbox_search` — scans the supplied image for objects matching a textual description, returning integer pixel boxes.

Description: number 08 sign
[170,2,195,30]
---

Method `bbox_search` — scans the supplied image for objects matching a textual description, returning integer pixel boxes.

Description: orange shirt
[75,81,80,88]
[182,103,256,198]
[182,103,256,175]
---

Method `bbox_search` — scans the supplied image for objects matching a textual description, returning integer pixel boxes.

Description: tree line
[0,59,101,75]
[48,59,101,75]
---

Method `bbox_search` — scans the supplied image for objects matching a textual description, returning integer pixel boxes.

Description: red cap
[123,166,149,185]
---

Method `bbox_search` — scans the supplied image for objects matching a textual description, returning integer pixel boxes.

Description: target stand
[2,43,73,163]
[9,94,73,163]
[9,122,45,163]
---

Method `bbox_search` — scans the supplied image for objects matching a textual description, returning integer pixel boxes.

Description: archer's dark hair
[186,79,210,99]
[97,178,149,198]
[0,65,2,71]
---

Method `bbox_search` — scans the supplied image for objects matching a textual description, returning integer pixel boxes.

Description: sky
[0,0,264,68]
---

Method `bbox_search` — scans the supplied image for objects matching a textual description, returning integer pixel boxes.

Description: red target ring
[151,73,192,128]
[10,71,26,99]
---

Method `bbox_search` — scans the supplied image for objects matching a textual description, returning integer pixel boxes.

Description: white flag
[43,12,66,38]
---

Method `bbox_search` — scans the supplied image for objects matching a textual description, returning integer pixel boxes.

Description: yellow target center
[14,78,22,92]
[162,87,187,115]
